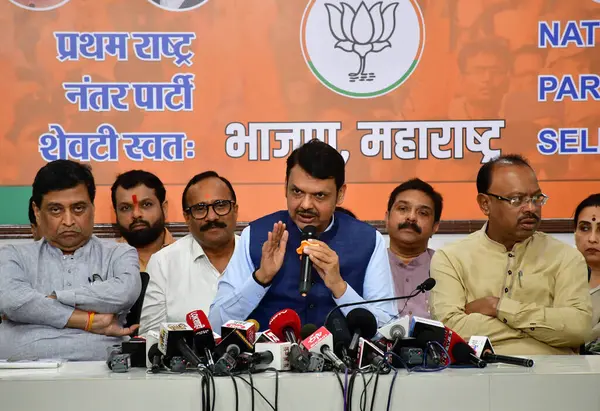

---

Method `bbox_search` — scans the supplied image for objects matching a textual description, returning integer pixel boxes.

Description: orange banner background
[0,0,599,224]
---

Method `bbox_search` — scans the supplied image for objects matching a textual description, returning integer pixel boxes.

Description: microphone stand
[323,287,426,329]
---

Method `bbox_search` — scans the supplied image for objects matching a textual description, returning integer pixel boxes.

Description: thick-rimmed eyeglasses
[485,193,549,207]
[184,200,235,220]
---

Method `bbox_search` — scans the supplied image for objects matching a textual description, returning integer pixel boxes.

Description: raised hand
[255,221,289,285]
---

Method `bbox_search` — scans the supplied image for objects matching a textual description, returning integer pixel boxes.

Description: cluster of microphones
[106,277,533,374]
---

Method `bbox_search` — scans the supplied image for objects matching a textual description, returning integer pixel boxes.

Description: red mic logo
[269,309,288,326]
[186,310,209,331]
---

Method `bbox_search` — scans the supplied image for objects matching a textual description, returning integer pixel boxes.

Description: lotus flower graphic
[325,1,399,79]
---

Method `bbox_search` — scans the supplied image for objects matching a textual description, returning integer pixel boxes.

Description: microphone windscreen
[147,343,161,361]
[185,310,212,332]
[269,309,302,341]
[326,309,352,348]
[421,278,436,291]
[301,225,318,240]
[346,308,378,339]
[247,319,260,332]
[300,324,318,340]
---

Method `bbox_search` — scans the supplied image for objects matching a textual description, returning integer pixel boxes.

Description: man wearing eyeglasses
[430,154,592,355]
[139,171,238,335]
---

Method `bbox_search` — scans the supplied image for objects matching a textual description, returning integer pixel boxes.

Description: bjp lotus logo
[301,0,424,98]
[326,2,398,77]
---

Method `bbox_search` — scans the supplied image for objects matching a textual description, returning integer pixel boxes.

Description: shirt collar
[190,234,239,261]
[479,222,534,252]
[387,248,434,267]
[43,235,94,257]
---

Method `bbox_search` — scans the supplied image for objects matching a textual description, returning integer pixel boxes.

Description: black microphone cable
[385,366,399,411]
[224,370,239,411]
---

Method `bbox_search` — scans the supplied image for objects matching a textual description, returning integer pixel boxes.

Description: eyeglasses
[184,200,235,220]
[485,193,549,208]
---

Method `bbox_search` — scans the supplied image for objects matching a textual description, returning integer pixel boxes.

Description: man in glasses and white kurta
[139,171,239,335]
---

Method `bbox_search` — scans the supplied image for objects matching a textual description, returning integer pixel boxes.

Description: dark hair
[110,170,166,209]
[457,39,511,74]
[286,140,345,191]
[476,154,532,194]
[335,206,356,219]
[28,197,37,226]
[182,171,237,210]
[574,194,600,226]
[387,178,444,223]
[32,160,95,207]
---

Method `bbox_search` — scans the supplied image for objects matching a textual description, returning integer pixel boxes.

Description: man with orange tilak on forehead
[111,171,175,273]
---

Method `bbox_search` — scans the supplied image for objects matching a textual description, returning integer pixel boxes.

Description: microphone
[255,329,281,343]
[301,326,347,371]
[452,342,487,368]
[269,309,302,343]
[158,322,203,369]
[214,344,241,374]
[468,336,534,367]
[254,342,292,371]
[325,309,353,367]
[483,352,534,367]
[299,225,318,297]
[323,278,436,327]
[247,319,260,332]
[185,310,216,368]
[357,337,389,371]
[378,314,410,351]
[147,343,163,374]
[300,324,318,341]
[221,319,257,346]
[346,308,378,357]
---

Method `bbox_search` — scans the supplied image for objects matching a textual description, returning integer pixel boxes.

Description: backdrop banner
[0,0,598,224]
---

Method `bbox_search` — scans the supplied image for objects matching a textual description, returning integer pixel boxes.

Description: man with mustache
[139,171,238,334]
[430,154,592,355]
[209,140,395,329]
[385,179,443,319]
[0,160,141,360]
[111,170,175,272]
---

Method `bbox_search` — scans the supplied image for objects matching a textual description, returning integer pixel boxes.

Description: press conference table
[1,356,599,411]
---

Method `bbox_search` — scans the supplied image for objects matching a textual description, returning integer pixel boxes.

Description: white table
[1,356,599,411]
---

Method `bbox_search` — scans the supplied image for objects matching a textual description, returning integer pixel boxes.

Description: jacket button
[505,288,509,293]
[309,304,315,309]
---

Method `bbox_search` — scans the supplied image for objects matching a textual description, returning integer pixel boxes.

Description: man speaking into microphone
[209,141,395,328]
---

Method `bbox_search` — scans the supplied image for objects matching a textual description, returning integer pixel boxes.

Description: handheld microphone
[214,344,241,374]
[357,337,389,371]
[300,324,318,341]
[254,342,292,371]
[147,343,163,374]
[468,335,534,367]
[346,308,378,357]
[269,309,302,343]
[185,310,216,367]
[301,326,347,371]
[323,278,436,327]
[221,319,257,345]
[378,314,410,351]
[145,330,160,369]
[158,322,203,369]
[325,309,353,367]
[452,342,487,368]
[299,225,318,297]
[255,329,281,343]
